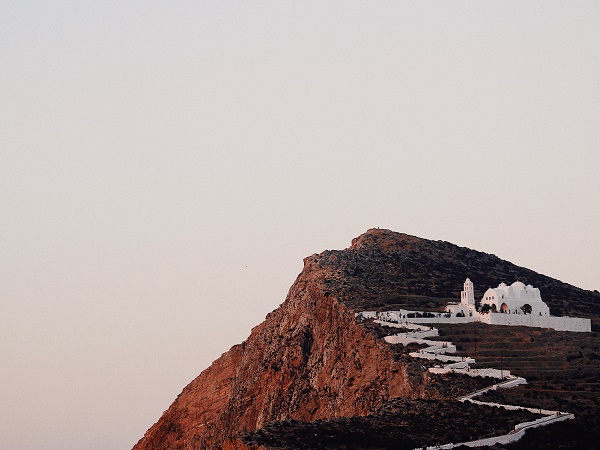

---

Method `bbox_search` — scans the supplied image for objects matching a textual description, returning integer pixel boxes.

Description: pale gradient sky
[1,2,599,449]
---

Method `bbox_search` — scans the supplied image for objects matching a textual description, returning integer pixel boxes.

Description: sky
[1,2,599,449]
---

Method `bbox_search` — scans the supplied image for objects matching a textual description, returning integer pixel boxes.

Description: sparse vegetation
[241,399,540,449]
[430,323,600,450]
[520,304,532,315]
[316,230,600,323]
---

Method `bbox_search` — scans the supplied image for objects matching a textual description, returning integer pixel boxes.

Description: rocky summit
[133,229,600,449]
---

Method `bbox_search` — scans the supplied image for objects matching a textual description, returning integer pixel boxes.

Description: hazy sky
[1,2,599,449]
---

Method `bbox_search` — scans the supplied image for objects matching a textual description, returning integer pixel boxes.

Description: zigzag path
[361,312,575,449]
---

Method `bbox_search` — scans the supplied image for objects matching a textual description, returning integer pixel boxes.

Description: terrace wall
[480,313,591,332]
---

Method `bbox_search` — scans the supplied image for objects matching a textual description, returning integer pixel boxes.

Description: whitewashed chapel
[445,278,590,332]
[481,281,550,316]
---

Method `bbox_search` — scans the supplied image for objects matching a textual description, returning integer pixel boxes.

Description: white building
[481,281,550,316]
[446,278,478,317]
[441,279,591,332]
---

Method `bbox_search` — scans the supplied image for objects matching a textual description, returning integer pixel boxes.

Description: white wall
[480,313,591,332]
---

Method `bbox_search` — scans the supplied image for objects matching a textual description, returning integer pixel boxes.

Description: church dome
[511,281,526,291]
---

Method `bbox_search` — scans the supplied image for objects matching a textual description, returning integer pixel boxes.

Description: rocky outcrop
[133,247,424,449]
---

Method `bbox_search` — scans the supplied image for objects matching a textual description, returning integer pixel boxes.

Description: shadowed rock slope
[133,229,599,449]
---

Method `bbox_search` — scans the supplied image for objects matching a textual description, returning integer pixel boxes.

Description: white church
[445,278,590,332]
[481,281,550,316]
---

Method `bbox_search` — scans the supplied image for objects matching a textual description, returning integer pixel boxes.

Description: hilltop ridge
[315,229,599,322]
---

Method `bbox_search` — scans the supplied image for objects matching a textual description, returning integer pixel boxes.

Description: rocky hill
[133,229,600,449]
[318,229,599,320]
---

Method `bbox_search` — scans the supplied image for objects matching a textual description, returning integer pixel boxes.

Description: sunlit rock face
[133,232,424,449]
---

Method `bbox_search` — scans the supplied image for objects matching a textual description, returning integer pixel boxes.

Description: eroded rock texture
[134,249,423,449]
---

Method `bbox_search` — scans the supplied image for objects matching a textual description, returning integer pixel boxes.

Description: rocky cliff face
[133,229,600,449]
[133,239,425,449]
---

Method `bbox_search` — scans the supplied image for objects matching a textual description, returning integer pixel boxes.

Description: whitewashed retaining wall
[480,313,591,332]
[366,311,591,332]
[404,316,479,325]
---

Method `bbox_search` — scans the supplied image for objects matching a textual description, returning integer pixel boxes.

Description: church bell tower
[461,278,475,307]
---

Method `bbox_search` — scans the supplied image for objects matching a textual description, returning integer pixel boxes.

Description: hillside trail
[367,313,575,449]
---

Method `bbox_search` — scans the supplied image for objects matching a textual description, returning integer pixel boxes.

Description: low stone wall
[480,313,591,332]
[404,316,479,325]
[359,310,591,332]
[423,412,575,449]
[429,367,510,379]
